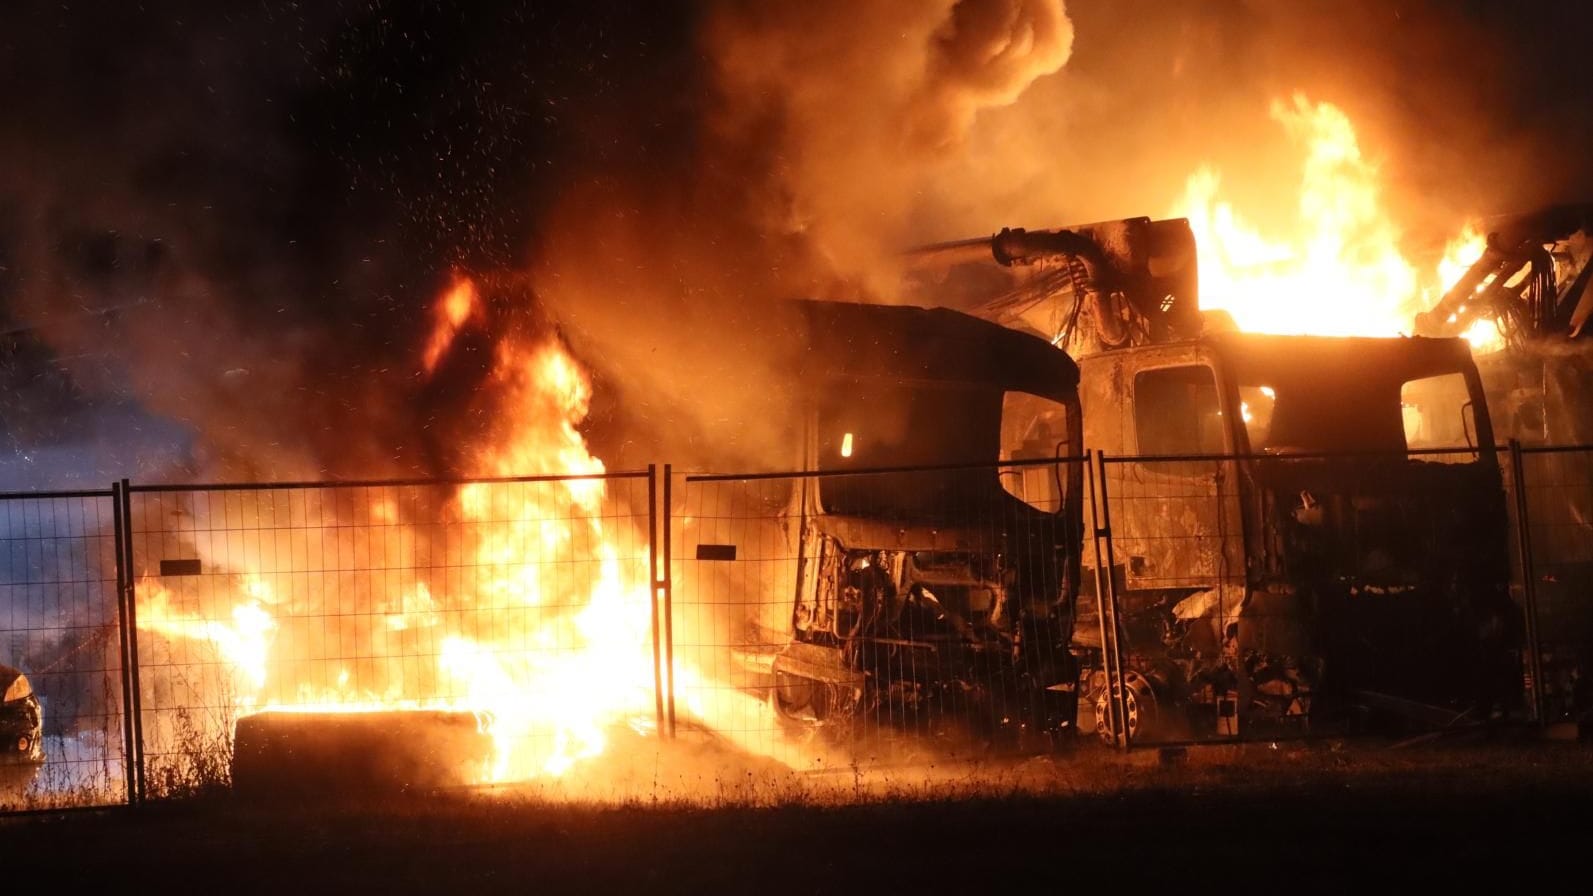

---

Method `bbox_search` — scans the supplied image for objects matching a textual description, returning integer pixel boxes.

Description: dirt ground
[4,734,1592,893]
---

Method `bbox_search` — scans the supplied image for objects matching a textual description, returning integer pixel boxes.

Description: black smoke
[0,1,702,483]
[2,1,1592,483]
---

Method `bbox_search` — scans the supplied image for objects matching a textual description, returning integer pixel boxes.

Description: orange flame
[134,275,784,786]
[421,274,480,375]
[1175,93,1492,351]
[1434,225,1505,353]
[138,576,278,707]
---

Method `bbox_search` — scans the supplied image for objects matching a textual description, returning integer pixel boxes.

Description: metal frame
[1086,450,1130,751]
[118,479,146,802]
[679,455,1091,751]
[116,468,652,805]
[1507,441,1547,724]
[0,486,128,810]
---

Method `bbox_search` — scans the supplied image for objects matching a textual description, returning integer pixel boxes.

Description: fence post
[110,483,138,806]
[1507,440,1546,725]
[648,465,665,735]
[118,479,145,802]
[1087,450,1130,751]
[662,464,676,738]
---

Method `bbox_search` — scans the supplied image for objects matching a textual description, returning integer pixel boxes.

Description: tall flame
[1176,93,1492,350]
[134,275,683,784]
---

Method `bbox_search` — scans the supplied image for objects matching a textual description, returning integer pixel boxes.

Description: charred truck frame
[768,302,1085,746]
[764,217,1520,745]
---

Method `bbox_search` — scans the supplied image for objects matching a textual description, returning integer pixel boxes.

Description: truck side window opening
[999,391,1070,512]
[1134,365,1225,456]
[1401,372,1477,460]
[817,383,1003,519]
[1238,385,1276,451]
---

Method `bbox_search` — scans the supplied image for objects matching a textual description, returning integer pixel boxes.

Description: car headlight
[2,674,32,704]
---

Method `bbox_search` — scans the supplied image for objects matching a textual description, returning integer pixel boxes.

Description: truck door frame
[1079,342,1249,602]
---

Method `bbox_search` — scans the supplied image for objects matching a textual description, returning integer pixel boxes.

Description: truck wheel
[1094,670,1160,744]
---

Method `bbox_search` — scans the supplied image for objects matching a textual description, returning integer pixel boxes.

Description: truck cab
[1076,331,1518,739]
[766,300,1085,745]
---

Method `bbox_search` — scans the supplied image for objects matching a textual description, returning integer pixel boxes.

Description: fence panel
[1094,453,1248,746]
[126,473,654,796]
[0,490,127,812]
[1098,448,1519,747]
[671,459,1088,771]
[1515,446,1593,727]
[1,441,1580,809]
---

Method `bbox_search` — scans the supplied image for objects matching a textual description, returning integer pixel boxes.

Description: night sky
[3,0,1593,484]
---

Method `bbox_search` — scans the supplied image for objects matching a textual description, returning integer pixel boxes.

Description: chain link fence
[1513,446,1593,728]
[123,472,654,798]
[3,445,1592,812]
[672,458,1087,769]
[0,490,127,811]
[1093,446,1520,748]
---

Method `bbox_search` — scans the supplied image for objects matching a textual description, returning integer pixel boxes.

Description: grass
[175,726,1593,809]
[2,737,1590,891]
[144,704,234,800]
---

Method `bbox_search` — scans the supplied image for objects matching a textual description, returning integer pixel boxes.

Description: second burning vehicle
[752,217,1519,746]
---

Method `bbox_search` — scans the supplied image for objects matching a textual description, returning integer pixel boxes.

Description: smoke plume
[3,2,1593,479]
[535,0,1073,469]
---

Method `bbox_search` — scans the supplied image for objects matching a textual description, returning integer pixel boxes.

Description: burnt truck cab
[763,299,1519,747]
[1078,331,1520,739]
[769,301,1086,743]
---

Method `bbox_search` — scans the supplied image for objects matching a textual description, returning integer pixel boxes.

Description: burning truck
[760,300,1086,748]
[758,216,1520,745]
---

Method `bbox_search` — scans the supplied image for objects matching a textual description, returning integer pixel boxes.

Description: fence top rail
[0,488,115,501]
[684,455,1090,483]
[1101,445,1505,465]
[125,469,650,494]
[1517,443,1593,456]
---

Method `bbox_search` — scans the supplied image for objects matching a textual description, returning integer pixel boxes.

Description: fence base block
[232,710,493,797]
